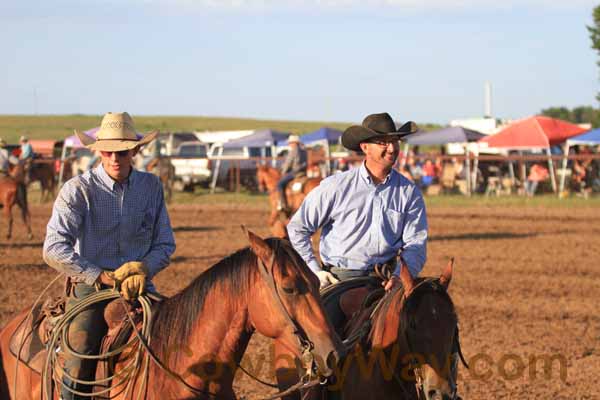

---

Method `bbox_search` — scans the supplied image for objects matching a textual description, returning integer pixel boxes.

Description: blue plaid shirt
[287,162,428,278]
[43,164,176,290]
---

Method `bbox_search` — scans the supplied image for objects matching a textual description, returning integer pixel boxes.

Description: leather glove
[315,271,340,289]
[120,274,147,301]
[106,261,149,283]
[106,261,149,301]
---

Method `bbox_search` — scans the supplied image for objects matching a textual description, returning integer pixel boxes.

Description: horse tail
[0,339,9,399]
[16,183,29,218]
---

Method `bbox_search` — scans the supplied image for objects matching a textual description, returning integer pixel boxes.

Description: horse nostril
[326,350,339,371]
[428,390,443,400]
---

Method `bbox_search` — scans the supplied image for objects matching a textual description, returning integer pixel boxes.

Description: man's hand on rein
[383,275,401,292]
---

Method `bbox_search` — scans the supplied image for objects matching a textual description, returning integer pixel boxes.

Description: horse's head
[8,161,25,183]
[244,228,343,378]
[255,163,267,193]
[372,261,459,400]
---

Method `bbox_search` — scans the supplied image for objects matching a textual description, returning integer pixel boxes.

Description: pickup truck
[170,141,211,191]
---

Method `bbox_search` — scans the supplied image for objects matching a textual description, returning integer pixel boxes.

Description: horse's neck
[264,168,281,191]
[148,285,253,396]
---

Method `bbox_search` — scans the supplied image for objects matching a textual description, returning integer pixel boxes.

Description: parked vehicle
[208,145,277,191]
[170,141,211,191]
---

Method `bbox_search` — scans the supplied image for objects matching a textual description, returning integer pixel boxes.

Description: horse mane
[369,278,456,347]
[150,237,306,362]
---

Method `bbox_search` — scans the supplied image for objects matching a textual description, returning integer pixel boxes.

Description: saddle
[320,277,386,345]
[286,173,308,194]
[8,294,160,376]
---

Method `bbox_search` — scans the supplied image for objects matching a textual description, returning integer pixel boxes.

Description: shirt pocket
[126,211,155,243]
[385,208,405,231]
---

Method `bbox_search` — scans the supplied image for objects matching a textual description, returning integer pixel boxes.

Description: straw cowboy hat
[75,112,157,152]
[288,135,301,144]
[0,138,6,147]
[342,112,418,152]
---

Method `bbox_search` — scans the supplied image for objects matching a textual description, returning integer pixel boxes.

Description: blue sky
[1,0,598,124]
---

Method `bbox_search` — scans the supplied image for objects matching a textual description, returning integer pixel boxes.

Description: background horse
[275,261,461,400]
[29,161,57,203]
[256,164,321,232]
[0,162,33,240]
[0,230,343,399]
[147,157,175,203]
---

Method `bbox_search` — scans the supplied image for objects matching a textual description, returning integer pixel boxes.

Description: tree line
[539,6,600,129]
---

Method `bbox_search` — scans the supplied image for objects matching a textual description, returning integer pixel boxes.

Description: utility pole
[33,86,38,115]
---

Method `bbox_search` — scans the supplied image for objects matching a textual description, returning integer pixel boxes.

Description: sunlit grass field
[0,114,442,144]
[23,182,599,208]
[169,190,600,208]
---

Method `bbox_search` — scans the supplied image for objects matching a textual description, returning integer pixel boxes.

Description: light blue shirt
[43,164,176,289]
[287,162,427,278]
[20,143,33,159]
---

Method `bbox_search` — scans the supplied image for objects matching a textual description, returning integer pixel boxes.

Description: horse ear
[241,225,272,263]
[399,261,414,296]
[439,258,454,289]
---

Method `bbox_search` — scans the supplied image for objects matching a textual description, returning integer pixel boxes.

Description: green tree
[588,5,600,102]
[540,106,572,121]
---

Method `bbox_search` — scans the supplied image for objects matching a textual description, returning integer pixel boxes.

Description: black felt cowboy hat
[342,112,418,152]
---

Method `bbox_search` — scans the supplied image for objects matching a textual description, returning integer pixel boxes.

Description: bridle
[394,278,464,400]
[254,241,324,389]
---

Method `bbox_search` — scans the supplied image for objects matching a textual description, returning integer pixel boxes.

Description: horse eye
[282,286,297,295]
[409,319,417,331]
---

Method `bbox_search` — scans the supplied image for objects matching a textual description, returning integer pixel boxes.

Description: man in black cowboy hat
[287,113,465,396]
[287,112,426,292]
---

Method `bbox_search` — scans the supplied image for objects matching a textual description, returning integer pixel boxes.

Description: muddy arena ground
[0,199,599,399]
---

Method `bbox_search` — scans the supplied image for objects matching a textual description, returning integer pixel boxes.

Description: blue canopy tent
[222,129,290,148]
[403,126,486,145]
[559,128,600,193]
[279,127,343,146]
[401,126,486,195]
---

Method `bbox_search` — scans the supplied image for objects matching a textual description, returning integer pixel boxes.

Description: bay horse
[29,161,57,203]
[275,261,462,400]
[147,157,175,203]
[0,230,343,399]
[256,164,321,232]
[0,162,33,240]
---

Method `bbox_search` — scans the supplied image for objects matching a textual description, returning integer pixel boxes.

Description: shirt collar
[359,161,396,186]
[96,164,137,190]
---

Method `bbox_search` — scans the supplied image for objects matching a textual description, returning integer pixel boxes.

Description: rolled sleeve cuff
[394,259,422,278]
[308,260,323,274]
[82,266,103,286]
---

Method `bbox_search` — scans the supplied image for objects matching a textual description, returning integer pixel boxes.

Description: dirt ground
[0,200,599,399]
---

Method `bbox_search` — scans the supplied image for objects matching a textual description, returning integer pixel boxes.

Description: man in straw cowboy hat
[0,138,19,175]
[19,135,34,184]
[276,134,308,212]
[287,112,426,307]
[43,112,176,399]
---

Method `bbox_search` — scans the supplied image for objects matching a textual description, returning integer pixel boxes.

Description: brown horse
[29,161,57,203]
[0,163,33,240]
[275,261,462,400]
[0,230,343,399]
[256,164,321,232]
[147,157,175,203]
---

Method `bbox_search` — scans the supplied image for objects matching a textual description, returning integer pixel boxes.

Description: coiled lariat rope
[41,289,154,400]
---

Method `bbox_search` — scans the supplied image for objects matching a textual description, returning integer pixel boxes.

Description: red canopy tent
[479,116,587,193]
[479,116,587,148]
